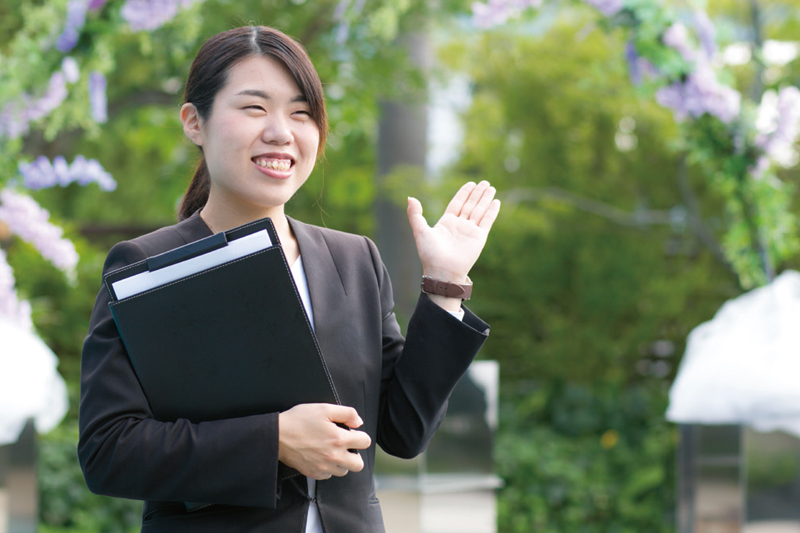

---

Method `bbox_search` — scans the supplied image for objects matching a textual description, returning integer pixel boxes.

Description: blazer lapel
[287,217,347,360]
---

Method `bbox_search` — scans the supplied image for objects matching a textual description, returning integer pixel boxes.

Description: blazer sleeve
[78,240,282,509]
[364,237,490,459]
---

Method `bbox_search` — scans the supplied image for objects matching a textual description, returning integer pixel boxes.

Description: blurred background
[1,0,800,531]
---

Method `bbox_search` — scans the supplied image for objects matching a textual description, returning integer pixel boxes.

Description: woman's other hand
[278,404,371,480]
[407,180,501,311]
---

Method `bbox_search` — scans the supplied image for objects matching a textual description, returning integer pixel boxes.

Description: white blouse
[289,257,323,533]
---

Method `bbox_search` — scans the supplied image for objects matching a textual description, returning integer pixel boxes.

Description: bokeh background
[2,0,800,531]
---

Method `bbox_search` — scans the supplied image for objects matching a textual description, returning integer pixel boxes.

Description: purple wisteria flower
[0,69,69,140]
[663,22,695,62]
[0,249,33,331]
[56,0,89,53]
[625,40,658,86]
[693,9,716,59]
[655,59,741,124]
[121,0,204,31]
[61,57,80,84]
[18,155,117,192]
[582,0,624,17]
[88,0,109,10]
[0,190,79,278]
[89,72,108,123]
[29,73,68,124]
[471,0,542,29]
[753,86,800,176]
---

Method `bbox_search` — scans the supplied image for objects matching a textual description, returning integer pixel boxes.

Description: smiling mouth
[253,156,293,172]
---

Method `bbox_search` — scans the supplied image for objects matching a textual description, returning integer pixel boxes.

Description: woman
[79,26,500,532]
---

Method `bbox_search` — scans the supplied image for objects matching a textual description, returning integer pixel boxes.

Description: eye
[244,105,266,112]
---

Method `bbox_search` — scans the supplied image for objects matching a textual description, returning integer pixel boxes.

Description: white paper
[112,229,273,300]
[667,270,800,436]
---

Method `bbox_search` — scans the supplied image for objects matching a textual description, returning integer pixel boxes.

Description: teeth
[256,158,291,171]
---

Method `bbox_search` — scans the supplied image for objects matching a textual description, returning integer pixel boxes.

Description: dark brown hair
[178,26,328,221]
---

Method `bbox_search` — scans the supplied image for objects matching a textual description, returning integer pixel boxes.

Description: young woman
[79,26,500,532]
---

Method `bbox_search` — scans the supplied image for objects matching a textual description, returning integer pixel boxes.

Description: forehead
[221,55,303,97]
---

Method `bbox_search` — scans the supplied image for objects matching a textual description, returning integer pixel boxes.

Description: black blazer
[78,212,489,532]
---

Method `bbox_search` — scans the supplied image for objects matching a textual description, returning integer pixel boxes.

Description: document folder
[104,217,340,425]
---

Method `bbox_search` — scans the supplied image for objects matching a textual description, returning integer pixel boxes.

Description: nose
[261,113,292,145]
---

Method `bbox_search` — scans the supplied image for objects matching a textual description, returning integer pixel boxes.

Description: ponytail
[178,158,210,221]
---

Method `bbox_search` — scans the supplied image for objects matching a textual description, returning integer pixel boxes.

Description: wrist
[421,275,472,301]
[421,268,468,285]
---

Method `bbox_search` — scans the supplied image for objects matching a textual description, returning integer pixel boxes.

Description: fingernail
[357,416,364,426]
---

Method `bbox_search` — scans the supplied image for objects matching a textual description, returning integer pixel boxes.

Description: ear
[180,103,204,147]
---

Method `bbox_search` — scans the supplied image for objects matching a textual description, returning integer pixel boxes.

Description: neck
[199,197,298,263]
[201,199,288,237]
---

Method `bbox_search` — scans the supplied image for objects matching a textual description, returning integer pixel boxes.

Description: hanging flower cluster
[583,0,623,17]
[89,72,108,123]
[655,14,741,124]
[0,189,79,280]
[0,249,33,332]
[0,70,69,141]
[655,63,741,124]
[752,87,800,178]
[121,0,205,32]
[472,0,542,29]
[18,155,116,192]
[0,56,88,140]
[625,41,658,85]
[56,0,89,52]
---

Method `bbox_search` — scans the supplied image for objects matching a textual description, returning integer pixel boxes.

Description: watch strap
[421,276,472,301]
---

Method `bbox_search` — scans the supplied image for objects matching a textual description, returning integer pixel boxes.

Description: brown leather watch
[421,276,472,301]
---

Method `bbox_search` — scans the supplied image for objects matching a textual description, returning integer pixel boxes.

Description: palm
[407,181,501,281]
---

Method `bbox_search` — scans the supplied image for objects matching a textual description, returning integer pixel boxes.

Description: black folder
[104,217,340,425]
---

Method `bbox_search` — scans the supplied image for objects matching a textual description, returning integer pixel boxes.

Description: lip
[252,152,295,180]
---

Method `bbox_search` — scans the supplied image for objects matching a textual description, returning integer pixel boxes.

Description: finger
[477,199,501,231]
[325,405,363,428]
[468,185,497,223]
[459,180,491,219]
[336,449,365,473]
[406,197,429,239]
[341,429,371,451]
[331,465,350,478]
[443,182,476,217]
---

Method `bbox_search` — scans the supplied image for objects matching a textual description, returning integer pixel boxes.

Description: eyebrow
[235,89,307,103]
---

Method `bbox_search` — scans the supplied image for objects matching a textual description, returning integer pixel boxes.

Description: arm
[366,238,490,458]
[78,241,280,508]
[375,181,499,457]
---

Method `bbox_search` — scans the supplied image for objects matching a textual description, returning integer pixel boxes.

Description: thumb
[407,197,429,237]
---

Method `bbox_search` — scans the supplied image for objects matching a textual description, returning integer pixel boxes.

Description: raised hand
[278,404,372,480]
[407,181,500,309]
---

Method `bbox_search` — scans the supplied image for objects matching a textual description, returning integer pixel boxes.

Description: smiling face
[181,55,321,221]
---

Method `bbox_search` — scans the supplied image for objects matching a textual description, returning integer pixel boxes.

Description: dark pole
[375,31,431,323]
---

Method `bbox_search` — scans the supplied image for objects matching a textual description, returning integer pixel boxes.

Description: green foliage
[38,420,142,532]
[496,383,675,533]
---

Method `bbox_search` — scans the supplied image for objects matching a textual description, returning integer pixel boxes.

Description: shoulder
[102,213,210,275]
[127,213,209,257]
[289,217,377,257]
[289,217,385,279]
